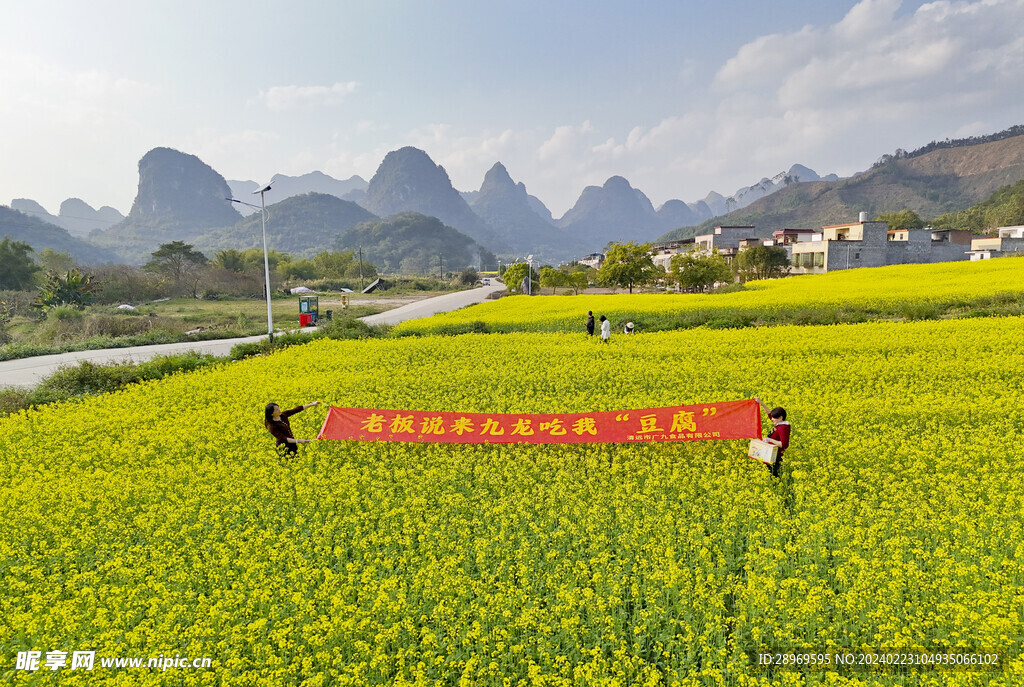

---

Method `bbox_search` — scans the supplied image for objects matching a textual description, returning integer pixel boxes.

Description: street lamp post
[527,254,534,295]
[227,181,275,342]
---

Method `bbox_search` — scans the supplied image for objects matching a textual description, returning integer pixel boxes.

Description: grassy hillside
[659,132,1024,241]
[194,192,378,259]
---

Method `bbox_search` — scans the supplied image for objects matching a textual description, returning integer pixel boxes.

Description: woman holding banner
[755,397,790,477]
[265,400,320,456]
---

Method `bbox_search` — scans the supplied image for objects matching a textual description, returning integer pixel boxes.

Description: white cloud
[294,0,1024,220]
[180,128,282,184]
[259,82,360,111]
[682,0,1024,199]
[0,50,159,126]
[716,0,1024,108]
[0,50,163,211]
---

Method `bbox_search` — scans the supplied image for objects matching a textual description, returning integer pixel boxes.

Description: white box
[748,439,778,465]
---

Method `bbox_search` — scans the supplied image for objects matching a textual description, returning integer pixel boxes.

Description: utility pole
[439,253,444,280]
[358,246,364,290]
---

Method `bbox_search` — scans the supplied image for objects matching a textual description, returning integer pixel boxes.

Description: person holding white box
[755,398,790,478]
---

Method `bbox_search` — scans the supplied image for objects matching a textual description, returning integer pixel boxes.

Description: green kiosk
[298,295,319,327]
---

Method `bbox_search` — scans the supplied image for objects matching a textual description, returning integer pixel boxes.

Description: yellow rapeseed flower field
[2,297,1024,684]
[395,256,1024,335]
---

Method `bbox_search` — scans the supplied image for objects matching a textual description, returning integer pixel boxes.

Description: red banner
[317,399,761,444]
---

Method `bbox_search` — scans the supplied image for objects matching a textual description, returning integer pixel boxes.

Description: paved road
[360,282,505,326]
[0,283,505,389]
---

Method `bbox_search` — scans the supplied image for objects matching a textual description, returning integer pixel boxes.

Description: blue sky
[2,0,1023,217]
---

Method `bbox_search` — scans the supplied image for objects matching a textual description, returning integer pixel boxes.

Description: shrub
[91,264,165,304]
[46,305,85,322]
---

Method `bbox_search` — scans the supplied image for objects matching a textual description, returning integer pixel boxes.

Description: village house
[789,214,972,274]
[692,225,766,262]
[967,225,1024,260]
[650,240,693,270]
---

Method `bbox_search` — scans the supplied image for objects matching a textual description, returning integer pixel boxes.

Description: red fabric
[317,399,762,444]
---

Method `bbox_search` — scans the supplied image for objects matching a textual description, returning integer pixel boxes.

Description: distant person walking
[755,397,790,477]
[265,400,320,457]
[586,311,595,336]
[600,315,611,343]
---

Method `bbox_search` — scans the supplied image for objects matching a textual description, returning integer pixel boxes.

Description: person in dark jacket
[755,397,790,477]
[265,400,320,456]
[586,311,595,336]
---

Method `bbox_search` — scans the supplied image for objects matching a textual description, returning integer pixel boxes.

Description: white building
[967,225,1024,260]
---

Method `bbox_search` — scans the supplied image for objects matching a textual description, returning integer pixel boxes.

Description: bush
[318,316,375,340]
[0,387,33,415]
[91,265,165,304]
[898,302,944,321]
[0,352,222,416]
[292,278,357,292]
[431,321,489,336]
[48,305,85,322]
[0,290,37,317]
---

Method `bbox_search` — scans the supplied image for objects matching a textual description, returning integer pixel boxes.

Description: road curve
[359,282,506,326]
[0,284,505,389]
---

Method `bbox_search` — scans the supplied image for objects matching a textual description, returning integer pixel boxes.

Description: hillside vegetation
[932,179,1024,232]
[0,206,120,264]
[194,192,378,258]
[658,131,1024,241]
[337,212,496,274]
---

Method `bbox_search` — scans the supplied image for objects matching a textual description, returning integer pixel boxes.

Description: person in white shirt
[599,315,611,343]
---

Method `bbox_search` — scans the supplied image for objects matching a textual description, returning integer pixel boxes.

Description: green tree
[876,209,925,231]
[145,241,209,297]
[146,241,208,282]
[38,249,77,274]
[566,271,589,295]
[313,250,378,282]
[502,262,537,294]
[0,237,41,290]
[733,244,790,282]
[36,269,95,310]
[277,257,317,281]
[539,267,568,294]
[214,249,247,272]
[458,268,479,285]
[596,242,662,294]
[669,250,733,291]
[311,251,354,278]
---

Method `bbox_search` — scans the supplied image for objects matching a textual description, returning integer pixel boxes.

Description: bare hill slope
[659,133,1024,240]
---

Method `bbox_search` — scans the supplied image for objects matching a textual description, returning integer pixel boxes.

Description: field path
[0,283,505,389]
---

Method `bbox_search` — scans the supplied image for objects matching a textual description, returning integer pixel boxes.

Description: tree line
[0,238,380,310]
[872,124,1024,168]
[502,241,791,296]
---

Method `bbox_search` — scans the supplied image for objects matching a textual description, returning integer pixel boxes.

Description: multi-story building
[967,225,1024,260]
[649,240,693,270]
[789,215,972,274]
[692,225,766,263]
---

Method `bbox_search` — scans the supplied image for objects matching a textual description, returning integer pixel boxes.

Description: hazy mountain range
[5,126,1024,267]
[227,172,368,216]
[10,198,124,237]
